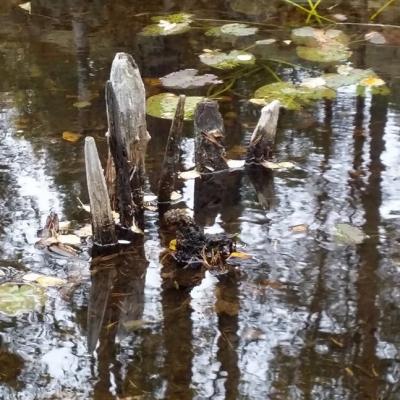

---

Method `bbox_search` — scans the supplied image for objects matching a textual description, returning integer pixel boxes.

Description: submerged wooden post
[246,100,280,163]
[108,52,150,214]
[106,81,136,229]
[194,100,228,173]
[158,95,186,204]
[84,137,117,246]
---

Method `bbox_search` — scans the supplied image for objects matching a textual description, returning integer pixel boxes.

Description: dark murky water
[1,1,400,399]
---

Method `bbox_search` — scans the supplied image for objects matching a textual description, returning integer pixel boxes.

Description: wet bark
[106,52,150,224]
[194,100,228,173]
[84,136,117,247]
[106,81,136,230]
[246,100,280,164]
[158,95,185,205]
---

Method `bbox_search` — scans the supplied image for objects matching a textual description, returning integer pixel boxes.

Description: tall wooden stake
[84,137,117,246]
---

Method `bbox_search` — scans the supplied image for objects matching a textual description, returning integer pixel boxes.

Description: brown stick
[84,136,117,246]
[194,100,228,173]
[246,100,280,163]
[158,95,186,204]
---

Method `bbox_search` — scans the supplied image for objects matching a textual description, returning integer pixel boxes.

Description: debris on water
[178,169,201,180]
[22,273,66,288]
[160,209,243,289]
[335,223,366,245]
[62,131,82,142]
[290,224,309,234]
[35,212,81,257]
[0,282,46,317]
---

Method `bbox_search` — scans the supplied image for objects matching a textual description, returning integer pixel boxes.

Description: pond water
[1,1,400,399]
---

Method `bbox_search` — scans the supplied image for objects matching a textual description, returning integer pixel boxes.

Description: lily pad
[140,13,192,36]
[252,81,336,110]
[296,46,351,63]
[146,93,204,120]
[0,283,46,316]
[292,27,351,63]
[206,23,258,38]
[199,50,255,70]
[160,69,222,89]
[335,223,366,245]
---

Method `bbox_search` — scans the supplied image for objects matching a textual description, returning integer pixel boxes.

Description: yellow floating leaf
[59,220,71,233]
[74,224,92,238]
[345,367,354,377]
[226,159,246,169]
[170,191,182,201]
[36,276,66,287]
[73,100,91,109]
[23,273,66,287]
[57,234,81,246]
[169,239,177,251]
[261,161,296,170]
[359,76,385,87]
[178,169,201,180]
[62,131,82,142]
[18,2,31,14]
[229,251,252,259]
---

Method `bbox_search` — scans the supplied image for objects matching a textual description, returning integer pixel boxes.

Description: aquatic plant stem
[370,0,397,20]
[306,0,322,25]
[282,0,334,24]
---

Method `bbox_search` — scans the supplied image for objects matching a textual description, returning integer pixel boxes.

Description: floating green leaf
[199,50,255,70]
[160,69,222,89]
[296,46,351,63]
[206,23,258,38]
[301,67,390,96]
[146,93,204,120]
[292,27,351,63]
[140,13,193,36]
[252,81,335,110]
[0,283,46,316]
[335,223,366,245]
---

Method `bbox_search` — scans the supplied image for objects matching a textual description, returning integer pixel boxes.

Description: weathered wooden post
[194,100,228,172]
[105,52,150,227]
[246,100,280,164]
[84,136,117,247]
[158,95,186,204]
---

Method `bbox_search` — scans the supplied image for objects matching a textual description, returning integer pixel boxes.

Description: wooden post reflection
[162,287,193,400]
[215,274,240,400]
[88,243,148,399]
[353,94,387,399]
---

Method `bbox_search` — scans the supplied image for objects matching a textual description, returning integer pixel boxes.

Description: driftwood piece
[247,100,280,163]
[108,52,150,212]
[194,100,228,173]
[158,95,186,204]
[106,81,136,229]
[84,137,117,246]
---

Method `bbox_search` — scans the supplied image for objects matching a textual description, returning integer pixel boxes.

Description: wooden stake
[194,100,228,173]
[158,95,186,204]
[247,100,280,163]
[84,136,117,246]
[109,53,150,211]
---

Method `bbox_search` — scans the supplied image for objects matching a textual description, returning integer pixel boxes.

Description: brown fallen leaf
[290,224,308,233]
[62,131,82,142]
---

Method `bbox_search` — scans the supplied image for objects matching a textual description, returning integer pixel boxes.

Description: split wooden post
[194,100,228,173]
[84,136,117,246]
[105,52,150,224]
[158,95,186,204]
[106,81,136,229]
[246,100,280,163]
